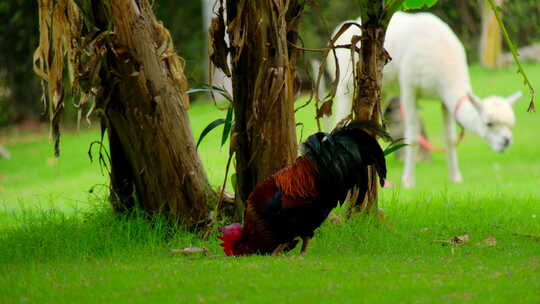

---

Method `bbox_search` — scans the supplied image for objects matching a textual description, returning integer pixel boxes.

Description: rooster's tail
[301,120,388,203]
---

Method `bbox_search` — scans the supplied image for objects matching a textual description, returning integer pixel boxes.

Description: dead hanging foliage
[314,20,364,130]
[225,0,248,65]
[208,2,231,78]
[34,0,108,156]
[34,0,191,157]
[34,0,80,156]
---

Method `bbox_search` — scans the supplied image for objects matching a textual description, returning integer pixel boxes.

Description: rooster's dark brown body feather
[219,121,388,256]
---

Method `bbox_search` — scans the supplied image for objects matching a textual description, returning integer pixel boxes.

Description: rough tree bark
[35,0,215,228]
[212,0,303,211]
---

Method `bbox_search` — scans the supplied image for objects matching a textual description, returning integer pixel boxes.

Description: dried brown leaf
[452,234,470,244]
[481,235,497,247]
[377,208,385,220]
[169,247,209,256]
[435,234,470,245]
[316,100,333,119]
[328,214,342,225]
[208,6,231,77]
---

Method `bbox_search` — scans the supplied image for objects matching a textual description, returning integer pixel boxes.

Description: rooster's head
[218,223,243,256]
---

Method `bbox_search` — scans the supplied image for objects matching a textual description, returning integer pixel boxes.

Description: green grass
[0,63,539,303]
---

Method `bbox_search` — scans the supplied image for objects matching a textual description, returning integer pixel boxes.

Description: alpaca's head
[470,91,521,152]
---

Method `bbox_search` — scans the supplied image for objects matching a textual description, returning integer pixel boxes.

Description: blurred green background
[0,0,538,127]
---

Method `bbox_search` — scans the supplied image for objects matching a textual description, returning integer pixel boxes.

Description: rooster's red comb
[218,223,243,256]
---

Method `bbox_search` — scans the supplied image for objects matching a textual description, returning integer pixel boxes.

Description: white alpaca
[326,12,521,188]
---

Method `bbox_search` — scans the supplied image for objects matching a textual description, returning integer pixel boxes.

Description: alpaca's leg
[401,86,420,188]
[417,117,432,161]
[442,105,462,183]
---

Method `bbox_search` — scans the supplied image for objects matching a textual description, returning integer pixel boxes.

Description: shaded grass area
[0,63,539,302]
[1,195,539,303]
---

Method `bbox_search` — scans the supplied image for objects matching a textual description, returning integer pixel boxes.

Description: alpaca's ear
[467,93,483,112]
[506,91,522,106]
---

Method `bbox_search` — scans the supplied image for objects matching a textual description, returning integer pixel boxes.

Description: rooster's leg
[300,237,311,254]
[272,243,288,255]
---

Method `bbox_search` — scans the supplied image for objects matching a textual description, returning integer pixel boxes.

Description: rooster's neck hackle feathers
[274,156,318,198]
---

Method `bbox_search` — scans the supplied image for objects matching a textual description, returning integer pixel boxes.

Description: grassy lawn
[0,63,539,303]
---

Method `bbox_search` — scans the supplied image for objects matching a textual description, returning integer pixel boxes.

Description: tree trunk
[221,0,303,207]
[103,0,215,226]
[479,0,504,68]
[349,1,388,215]
[35,0,215,228]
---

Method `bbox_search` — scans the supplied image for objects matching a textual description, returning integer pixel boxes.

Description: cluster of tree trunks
[37,0,394,228]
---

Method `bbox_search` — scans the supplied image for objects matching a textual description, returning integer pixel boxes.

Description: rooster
[218,121,388,256]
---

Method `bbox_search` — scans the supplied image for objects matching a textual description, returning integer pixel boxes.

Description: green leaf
[197,119,228,150]
[187,85,233,103]
[484,0,536,112]
[221,107,234,147]
[384,0,439,24]
[186,88,212,94]
[384,143,407,156]
[230,173,237,190]
[383,138,407,156]
[402,0,438,9]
